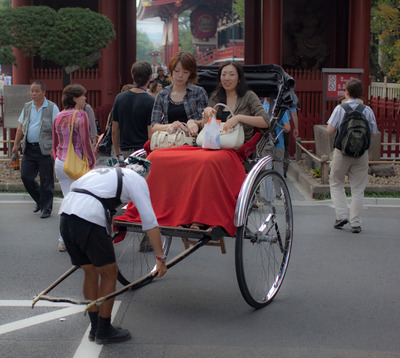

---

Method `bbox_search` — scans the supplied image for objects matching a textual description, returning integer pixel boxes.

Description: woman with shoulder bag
[52,84,96,251]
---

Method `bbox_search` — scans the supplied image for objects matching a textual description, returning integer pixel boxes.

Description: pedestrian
[83,102,99,146]
[111,61,154,159]
[262,97,291,178]
[59,156,167,344]
[283,104,299,178]
[327,78,378,233]
[148,78,162,98]
[156,66,170,88]
[12,81,60,218]
[52,84,96,251]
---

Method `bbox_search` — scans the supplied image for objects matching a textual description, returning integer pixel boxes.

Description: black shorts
[60,213,116,267]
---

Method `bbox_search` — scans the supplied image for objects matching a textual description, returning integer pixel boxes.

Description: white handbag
[150,128,196,150]
[196,103,245,150]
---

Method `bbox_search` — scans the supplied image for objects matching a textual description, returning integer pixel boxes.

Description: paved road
[1,189,400,358]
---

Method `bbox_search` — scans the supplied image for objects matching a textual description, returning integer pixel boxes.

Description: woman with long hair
[203,61,269,142]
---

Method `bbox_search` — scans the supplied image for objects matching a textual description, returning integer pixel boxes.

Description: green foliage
[0,6,115,68]
[233,0,245,23]
[0,0,11,8]
[136,30,159,63]
[40,7,115,68]
[12,6,57,57]
[179,11,195,54]
[310,168,321,178]
[371,0,400,81]
[0,45,15,66]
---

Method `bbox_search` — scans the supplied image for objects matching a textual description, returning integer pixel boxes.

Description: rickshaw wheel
[115,232,172,287]
[235,169,293,309]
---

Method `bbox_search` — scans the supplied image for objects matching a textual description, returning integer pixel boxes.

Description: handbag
[63,110,90,180]
[95,113,113,156]
[196,103,245,150]
[150,125,196,150]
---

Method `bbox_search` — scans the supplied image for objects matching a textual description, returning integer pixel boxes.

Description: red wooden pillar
[98,0,120,105]
[172,13,180,57]
[348,0,371,98]
[120,0,137,85]
[11,0,32,85]
[244,0,262,64]
[262,0,282,65]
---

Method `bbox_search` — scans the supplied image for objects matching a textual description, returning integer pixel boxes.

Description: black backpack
[334,103,371,158]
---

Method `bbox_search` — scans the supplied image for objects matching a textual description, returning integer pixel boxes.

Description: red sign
[326,73,358,98]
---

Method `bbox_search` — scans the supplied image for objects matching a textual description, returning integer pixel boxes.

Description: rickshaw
[33,64,298,312]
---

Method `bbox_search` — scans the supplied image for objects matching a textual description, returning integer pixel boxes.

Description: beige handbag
[196,103,245,150]
[150,126,196,151]
[63,110,90,180]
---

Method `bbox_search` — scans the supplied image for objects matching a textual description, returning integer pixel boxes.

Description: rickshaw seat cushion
[115,146,246,237]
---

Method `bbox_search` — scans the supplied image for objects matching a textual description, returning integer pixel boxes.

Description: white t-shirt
[59,167,158,231]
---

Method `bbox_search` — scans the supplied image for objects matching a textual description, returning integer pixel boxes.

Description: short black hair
[131,61,152,87]
[346,78,363,99]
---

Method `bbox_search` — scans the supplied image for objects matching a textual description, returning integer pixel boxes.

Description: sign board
[322,68,363,122]
[4,85,31,128]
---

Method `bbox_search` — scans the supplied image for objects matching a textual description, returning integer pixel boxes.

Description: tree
[40,7,115,69]
[179,11,195,54]
[233,0,245,23]
[0,6,115,85]
[136,30,157,63]
[0,0,11,9]
[371,0,400,82]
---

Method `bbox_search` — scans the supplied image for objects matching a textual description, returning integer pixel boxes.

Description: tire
[114,231,172,286]
[235,169,293,309]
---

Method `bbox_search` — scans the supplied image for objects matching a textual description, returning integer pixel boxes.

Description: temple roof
[137,0,232,21]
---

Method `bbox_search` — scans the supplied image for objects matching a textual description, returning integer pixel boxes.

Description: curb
[288,161,400,199]
[0,182,62,195]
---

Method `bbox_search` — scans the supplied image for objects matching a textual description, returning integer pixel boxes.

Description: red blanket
[115,146,246,237]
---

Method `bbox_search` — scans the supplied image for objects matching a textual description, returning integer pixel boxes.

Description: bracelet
[156,255,166,263]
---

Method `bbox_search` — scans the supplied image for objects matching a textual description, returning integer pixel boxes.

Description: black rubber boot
[95,316,132,345]
[88,311,99,342]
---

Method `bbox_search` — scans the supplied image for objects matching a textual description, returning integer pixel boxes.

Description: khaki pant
[329,149,369,227]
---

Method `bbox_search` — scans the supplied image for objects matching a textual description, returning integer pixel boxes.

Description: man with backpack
[327,78,378,233]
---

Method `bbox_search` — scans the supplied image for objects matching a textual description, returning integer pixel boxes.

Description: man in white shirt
[59,159,167,344]
[327,78,378,233]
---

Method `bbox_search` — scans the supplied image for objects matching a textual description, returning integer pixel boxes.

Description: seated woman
[151,51,208,136]
[116,61,269,237]
[203,61,269,141]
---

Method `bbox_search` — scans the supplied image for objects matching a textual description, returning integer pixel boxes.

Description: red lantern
[191,7,217,39]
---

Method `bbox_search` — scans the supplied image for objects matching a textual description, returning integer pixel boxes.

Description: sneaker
[351,226,362,234]
[334,218,348,229]
[95,325,132,345]
[58,243,67,252]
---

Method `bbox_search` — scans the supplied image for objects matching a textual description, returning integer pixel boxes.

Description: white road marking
[0,305,85,335]
[0,300,122,358]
